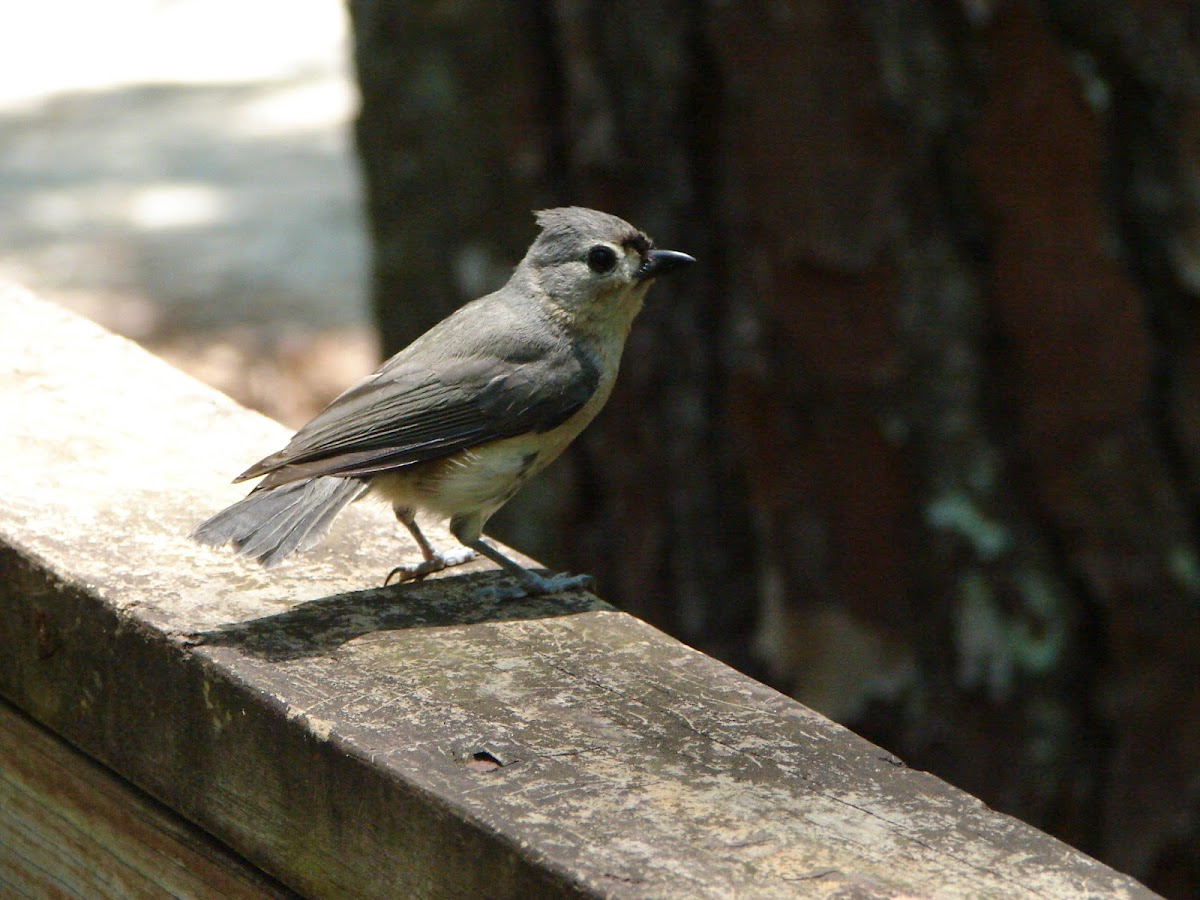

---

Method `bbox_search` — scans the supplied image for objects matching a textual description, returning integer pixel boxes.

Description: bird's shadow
[187,571,611,661]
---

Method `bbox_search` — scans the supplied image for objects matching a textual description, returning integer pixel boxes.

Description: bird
[191,207,695,596]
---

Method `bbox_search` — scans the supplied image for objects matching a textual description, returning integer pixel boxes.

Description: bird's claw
[384,547,477,586]
[480,571,595,601]
[532,572,594,593]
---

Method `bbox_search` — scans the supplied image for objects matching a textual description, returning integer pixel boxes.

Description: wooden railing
[0,284,1158,898]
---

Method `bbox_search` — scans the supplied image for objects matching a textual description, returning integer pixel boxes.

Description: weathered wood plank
[0,699,296,899]
[0,283,1159,897]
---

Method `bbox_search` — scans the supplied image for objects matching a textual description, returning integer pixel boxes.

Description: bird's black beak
[637,249,696,281]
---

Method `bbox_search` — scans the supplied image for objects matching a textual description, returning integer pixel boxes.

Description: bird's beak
[637,249,696,281]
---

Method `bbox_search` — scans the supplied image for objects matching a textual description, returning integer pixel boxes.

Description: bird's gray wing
[239,347,598,489]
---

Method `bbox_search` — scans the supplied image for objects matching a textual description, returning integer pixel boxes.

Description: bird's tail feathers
[190,476,368,567]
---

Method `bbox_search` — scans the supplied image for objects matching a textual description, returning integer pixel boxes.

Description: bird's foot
[481,570,595,601]
[384,547,477,586]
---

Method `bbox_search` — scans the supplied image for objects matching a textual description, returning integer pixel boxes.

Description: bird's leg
[461,537,594,599]
[384,506,476,585]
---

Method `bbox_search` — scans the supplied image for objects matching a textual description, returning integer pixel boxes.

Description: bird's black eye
[586,245,618,274]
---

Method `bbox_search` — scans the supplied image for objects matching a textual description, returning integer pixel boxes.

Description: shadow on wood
[192,576,610,661]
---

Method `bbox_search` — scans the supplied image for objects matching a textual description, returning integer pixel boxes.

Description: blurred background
[4,1,1198,896]
[0,0,376,424]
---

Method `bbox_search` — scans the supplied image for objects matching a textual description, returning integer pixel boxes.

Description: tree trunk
[348,2,1200,895]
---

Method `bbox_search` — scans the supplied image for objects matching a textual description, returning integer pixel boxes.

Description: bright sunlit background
[0,0,376,426]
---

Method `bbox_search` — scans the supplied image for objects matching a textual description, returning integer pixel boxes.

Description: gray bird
[191,207,694,595]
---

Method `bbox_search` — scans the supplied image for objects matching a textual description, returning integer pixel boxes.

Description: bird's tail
[190,476,369,567]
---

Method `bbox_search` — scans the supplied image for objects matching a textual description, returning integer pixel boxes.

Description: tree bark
[348,2,1200,895]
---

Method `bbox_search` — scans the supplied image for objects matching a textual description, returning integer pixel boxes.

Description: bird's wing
[240,348,599,489]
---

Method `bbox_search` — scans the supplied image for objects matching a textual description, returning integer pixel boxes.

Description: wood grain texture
[0,286,1159,897]
[0,698,294,899]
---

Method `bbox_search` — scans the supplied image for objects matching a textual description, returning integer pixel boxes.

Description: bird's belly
[371,431,563,521]
[426,437,546,514]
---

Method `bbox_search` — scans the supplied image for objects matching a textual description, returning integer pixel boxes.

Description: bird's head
[521,207,694,335]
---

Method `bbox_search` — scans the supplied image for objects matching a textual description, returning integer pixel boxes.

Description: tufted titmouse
[191,207,694,595]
